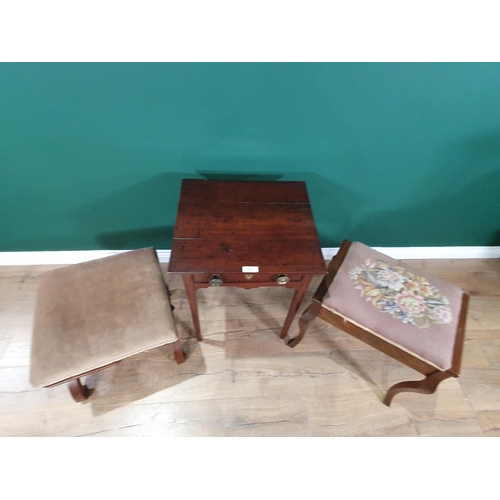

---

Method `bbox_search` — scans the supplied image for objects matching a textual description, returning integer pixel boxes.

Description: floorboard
[0,258,498,436]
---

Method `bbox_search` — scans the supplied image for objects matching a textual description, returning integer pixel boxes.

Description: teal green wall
[1,63,499,251]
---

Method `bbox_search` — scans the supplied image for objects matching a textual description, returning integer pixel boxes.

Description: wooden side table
[168,179,326,344]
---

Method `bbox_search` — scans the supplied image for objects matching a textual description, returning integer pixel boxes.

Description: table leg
[182,275,203,341]
[280,275,313,340]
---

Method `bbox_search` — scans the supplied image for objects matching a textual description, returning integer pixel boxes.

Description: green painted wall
[1,63,499,251]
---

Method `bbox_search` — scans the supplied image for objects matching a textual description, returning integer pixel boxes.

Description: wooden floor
[0,258,499,437]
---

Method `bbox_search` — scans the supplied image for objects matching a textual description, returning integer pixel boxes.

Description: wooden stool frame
[45,339,185,403]
[289,240,469,406]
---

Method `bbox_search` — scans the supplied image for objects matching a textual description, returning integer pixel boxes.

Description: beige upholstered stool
[289,241,469,406]
[30,248,185,402]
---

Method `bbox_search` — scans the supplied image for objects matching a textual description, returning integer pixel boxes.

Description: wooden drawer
[193,273,304,285]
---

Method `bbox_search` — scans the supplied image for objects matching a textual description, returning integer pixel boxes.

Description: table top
[168,179,326,275]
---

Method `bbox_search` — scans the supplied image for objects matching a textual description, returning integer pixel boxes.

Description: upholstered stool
[289,241,469,406]
[30,248,185,402]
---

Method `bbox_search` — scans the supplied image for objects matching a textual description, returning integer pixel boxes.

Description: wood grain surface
[0,258,499,436]
[169,179,326,274]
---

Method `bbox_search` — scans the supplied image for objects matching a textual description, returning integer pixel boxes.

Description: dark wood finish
[288,301,323,348]
[450,293,469,376]
[175,179,311,205]
[183,275,203,341]
[192,273,304,284]
[280,274,313,340]
[291,239,470,406]
[169,179,326,340]
[382,371,453,406]
[194,279,302,290]
[68,378,90,402]
[316,307,441,375]
[170,235,324,274]
[287,240,353,348]
[172,340,186,364]
[174,203,318,240]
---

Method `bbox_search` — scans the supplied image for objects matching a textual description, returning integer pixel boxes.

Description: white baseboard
[0,246,499,266]
[323,246,500,260]
[0,249,172,266]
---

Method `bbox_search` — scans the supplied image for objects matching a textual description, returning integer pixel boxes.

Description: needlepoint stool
[30,247,185,403]
[290,241,469,406]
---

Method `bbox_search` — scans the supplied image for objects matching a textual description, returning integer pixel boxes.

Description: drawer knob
[276,275,290,285]
[244,274,253,280]
[209,274,223,287]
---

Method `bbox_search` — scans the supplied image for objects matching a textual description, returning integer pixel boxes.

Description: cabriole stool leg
[383,371,452,406]
[68,378,90,402]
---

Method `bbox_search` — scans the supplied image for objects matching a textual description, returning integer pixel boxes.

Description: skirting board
[1,246,500,266]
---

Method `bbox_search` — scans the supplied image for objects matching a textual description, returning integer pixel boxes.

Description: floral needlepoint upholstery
[322,242,465,371]
[348,259,453,328]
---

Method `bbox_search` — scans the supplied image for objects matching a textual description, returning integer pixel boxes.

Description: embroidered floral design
[349,259,453,328]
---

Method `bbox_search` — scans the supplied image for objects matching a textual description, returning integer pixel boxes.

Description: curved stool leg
[383,371,452,406]
[68,378,90,402]
[287,301,322,348]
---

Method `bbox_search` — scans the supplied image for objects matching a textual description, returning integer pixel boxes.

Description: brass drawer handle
[276,275,290,285]
[244,274,253,280]
[209,274,223,287]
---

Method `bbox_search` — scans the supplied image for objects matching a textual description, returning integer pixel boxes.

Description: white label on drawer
[242,266,259,273]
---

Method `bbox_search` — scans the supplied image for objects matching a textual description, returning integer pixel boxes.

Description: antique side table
[168,179,326,344]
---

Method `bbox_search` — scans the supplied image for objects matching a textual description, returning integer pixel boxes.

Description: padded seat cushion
[30,248,178,388]
[322,242,465,371]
